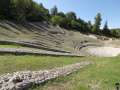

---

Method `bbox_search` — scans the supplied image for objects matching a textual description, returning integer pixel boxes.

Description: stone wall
[0,61,91,90]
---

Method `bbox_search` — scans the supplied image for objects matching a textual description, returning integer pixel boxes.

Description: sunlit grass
[0,55,84,74]
[1,54,120,90]
[0,44,23,48]
[31,56,120,90]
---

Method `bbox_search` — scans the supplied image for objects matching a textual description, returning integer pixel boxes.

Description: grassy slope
[30,56,120,90]
[0,21,103,53]
[0,44,23,48]
[0,55,84,74]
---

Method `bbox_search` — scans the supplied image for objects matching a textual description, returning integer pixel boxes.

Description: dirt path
[85,39,120,57]
[87,46,120,57]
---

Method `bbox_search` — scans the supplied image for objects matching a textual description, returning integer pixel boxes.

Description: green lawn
[0,55,84,74]
[0,44,23,48]
[30,56,120,90]
[1,55,120,90]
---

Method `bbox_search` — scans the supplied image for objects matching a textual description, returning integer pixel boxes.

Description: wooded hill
[0,0,120,38]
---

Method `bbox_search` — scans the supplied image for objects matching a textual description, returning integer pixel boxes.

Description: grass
[0,55,84,74]
[0,44,23,48]
[1,54,120,90]
[30,56,120,90]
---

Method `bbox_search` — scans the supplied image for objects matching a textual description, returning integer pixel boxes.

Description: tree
[51,15,63,26]
[50,6,58,16]
[111,29,120,38]
[76,18,89,32]
[51,15,70,28]
[71,20,80,29]
[1,0,118,38]
[92,13,102,34]
[102,21,110,36]
[26,2,49,21]
[10,0,34,21]
[0,0,11,19]
[9,0,49,22]
[57,12,66,17]
[87,21,92,32]
[66,12,77,20]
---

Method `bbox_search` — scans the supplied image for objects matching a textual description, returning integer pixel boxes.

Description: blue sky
[33,0,120,28]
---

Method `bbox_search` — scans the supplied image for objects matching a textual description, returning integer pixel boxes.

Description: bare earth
[87,47,120,57]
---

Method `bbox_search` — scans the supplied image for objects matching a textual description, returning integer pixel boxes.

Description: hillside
[0,0,120,90]
[0,20,105,56]
[0,22,120,90]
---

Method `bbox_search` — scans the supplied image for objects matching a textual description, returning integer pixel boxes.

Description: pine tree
[92,13,102,34]
[87,21,92,32]
[103,21,110,36]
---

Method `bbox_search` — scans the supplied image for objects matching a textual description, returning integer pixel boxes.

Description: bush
[51,15,63,26]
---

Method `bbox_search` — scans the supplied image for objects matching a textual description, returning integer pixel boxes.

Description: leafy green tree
[92,13,102,34]
[10,0,33,21]
[76,18,89,32]
[66,12,77,20]
[9,0,49,22]
[1,0,119,38]
[111,29,120,38]
[51,15,70,28]
[26,2,49,21]
[71,20,80,29]
[57,12,66,17]
[50,6,58,16]
[0,0,11,19]
[51,15,63,26]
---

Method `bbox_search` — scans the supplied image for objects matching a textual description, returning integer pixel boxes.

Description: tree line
[0,0,119,38]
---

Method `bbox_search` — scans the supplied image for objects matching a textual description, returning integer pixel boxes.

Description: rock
[0,61,91,90]
[16,80,32,90]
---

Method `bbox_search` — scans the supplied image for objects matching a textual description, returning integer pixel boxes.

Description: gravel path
[87,46,120,57]
[0,61,91,90]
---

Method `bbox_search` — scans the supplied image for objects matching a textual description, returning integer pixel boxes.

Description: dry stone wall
[0,61,91,90]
